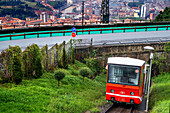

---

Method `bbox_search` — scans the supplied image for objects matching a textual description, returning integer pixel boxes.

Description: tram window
[108,64,140,86]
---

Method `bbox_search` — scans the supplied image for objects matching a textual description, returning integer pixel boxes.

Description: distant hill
[0,0,52,20]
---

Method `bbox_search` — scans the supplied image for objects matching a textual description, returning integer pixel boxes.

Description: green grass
[0,61,107,113]
[149,73,170,113]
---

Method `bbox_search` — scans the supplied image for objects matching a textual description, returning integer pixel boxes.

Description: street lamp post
[144,46,154,112]
[82,1,84,33]
[82,1,84,26]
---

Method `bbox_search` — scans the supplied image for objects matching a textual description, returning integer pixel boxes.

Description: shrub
[164,42,170,53]
[79,68,92,81]
[12,55,23,84]
[85,58,101,76]
[54,70,65,86]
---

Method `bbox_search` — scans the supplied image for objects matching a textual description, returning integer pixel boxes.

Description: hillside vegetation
[149,73,170,113]
[0,60,107,113]
[47,0,66,9]
[0,0,51,20]
[128,2,143,8]
[154,7,170,22]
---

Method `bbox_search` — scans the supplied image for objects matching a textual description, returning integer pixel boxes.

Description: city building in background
[140,3,150,19]
[0,0,169,27]
[40,12,48,23]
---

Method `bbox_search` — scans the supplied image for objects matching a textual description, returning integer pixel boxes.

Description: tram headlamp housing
[111,97,115,101]
[130,99,134,104]
[130,92,134,95]
[111,90,114,93]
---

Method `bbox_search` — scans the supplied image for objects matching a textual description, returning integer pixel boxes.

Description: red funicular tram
[106,57,146,104]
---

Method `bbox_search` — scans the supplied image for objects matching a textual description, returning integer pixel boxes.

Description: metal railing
[0,26,169,41]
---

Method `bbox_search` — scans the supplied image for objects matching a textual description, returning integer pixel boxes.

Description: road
[0,30,170,52]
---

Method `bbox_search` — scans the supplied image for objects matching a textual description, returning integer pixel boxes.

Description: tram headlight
[111,90,114,93]
[130,99,134,104]
[130,92,134,95]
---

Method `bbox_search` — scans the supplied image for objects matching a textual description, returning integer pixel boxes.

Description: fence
[0,26,169,41]
[40,39,82,70]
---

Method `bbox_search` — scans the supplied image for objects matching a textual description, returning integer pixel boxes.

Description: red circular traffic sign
[71,32,76,37]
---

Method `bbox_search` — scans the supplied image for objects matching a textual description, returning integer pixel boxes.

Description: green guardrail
[0,25,169,41]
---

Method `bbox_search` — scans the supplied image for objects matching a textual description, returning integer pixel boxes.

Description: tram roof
[107,57,145,67]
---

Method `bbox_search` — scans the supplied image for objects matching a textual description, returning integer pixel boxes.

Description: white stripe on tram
[106,92,142,101]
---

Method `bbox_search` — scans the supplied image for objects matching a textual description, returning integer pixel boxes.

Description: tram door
[139,65,145,97]
[144,64,150,95]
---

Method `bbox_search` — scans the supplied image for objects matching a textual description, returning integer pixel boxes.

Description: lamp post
[82,1,84,33]
[144,46,154,112]
[82,1,84,26]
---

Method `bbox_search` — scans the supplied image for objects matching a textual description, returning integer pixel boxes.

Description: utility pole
[144,46,154,113]
[101,0,109,23]
[82,1,84,26]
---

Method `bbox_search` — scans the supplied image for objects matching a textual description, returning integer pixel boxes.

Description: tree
[79,68,92,81]
[71,48,75,64]
[61,42,68,69]
[3,45,22,82]
[25,4,28,9]
[35,56,43,78]
[22,44,42,79]
[154,7,170,22]
[12,55,23,84]
[54,70,65,86]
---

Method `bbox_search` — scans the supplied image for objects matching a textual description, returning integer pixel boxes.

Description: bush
[79,68,92,81]
[85,58,101,76]
[164,42,170,53]
[12,55,23,84]
[54,70,65,86]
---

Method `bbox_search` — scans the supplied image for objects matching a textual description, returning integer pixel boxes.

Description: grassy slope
[149,73,170,113]
[0,61,107,113]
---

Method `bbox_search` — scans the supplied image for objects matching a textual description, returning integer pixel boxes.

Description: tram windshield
[107,64,140,86]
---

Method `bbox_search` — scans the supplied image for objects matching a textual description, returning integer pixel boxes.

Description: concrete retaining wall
[75,42,165,62]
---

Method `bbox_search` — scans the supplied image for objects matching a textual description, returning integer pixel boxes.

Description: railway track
[105,103,135,113]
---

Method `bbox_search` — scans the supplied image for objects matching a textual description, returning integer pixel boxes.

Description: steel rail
[105,103,134,113]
